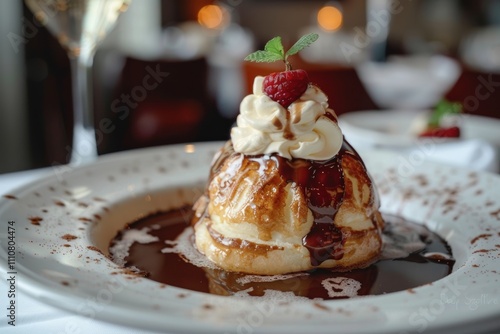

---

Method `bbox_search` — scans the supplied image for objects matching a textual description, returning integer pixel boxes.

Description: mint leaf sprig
[428,99,462,128]
[244,33,319,71]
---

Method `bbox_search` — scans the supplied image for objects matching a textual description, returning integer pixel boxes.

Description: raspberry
[419,126,460,138]
[263,69,309,108]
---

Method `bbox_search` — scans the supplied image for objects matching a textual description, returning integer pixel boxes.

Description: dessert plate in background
[0,142,499,334]
[339,110,500,148]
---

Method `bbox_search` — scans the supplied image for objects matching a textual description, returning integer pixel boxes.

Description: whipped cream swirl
[231,76,343,160]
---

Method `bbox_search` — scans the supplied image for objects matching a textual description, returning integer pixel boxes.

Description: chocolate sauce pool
[110,208,454,300]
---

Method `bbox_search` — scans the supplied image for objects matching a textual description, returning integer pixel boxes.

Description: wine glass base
[70,126,98,165]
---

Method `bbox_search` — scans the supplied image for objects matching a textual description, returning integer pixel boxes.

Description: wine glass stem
[69,54,97,165]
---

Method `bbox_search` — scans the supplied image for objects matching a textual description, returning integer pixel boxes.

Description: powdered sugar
[110,228,159,266]
[161,227,219,270]
[236,273,308,285]
[321,277,362,298]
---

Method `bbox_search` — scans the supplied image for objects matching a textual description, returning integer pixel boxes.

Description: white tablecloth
[0,168,156,334]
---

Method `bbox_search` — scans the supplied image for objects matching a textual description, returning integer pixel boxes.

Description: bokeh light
[197,4,229,30]
[317,5,343,31]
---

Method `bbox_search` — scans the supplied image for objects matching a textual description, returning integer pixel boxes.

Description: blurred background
[0,0,499,173]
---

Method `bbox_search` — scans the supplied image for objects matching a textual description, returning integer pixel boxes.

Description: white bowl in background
[460,26,500,74]
[356,55,461,109]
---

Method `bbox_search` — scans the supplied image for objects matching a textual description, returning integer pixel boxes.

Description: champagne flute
[25,0,130,164]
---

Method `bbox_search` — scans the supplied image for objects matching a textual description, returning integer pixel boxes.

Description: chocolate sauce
[275,150,346,265]
[110,208,455,300]
[203,139,369,266]
[283,109,295,140]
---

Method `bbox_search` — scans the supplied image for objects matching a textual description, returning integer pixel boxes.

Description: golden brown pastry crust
[192,143,384,275]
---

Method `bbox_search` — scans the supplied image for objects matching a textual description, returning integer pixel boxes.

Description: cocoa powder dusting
[3,194,17,200]
[470,233,492,245]
[490,209,500,219]
[313,303,330,311]
[87,245,102,254]
[29,216,43,225]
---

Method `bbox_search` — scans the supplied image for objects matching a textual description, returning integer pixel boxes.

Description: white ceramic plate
[1,142,500,334]
[339,110,500,148]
